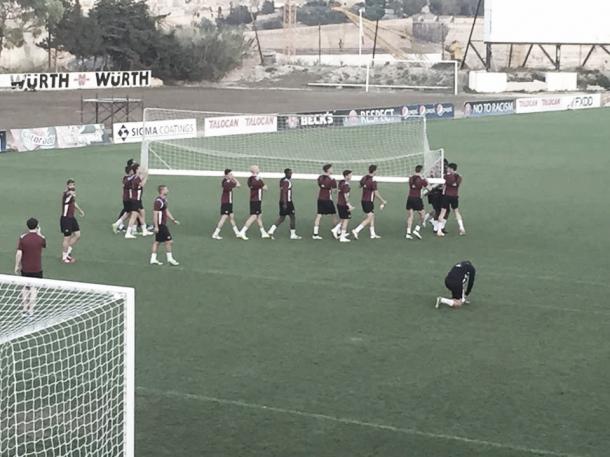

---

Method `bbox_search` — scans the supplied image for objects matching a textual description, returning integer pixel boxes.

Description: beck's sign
[0,70,152,91]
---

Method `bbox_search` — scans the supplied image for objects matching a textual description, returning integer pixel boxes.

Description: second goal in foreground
[140,109,444,183]
[0,274,134,457]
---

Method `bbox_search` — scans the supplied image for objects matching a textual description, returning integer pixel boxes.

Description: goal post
[0,274,135,457]
[140,109,445,183]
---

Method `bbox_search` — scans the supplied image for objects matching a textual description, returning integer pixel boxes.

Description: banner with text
[204,114,277,137]
[463,99,515,117]
[113,119,197,144]
[515,94,601,114]
[7,124,109,151]
[0,70,152,91]
[399,103,455,120]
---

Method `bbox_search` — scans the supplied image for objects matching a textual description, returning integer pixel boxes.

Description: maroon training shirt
[408,175,429,198]
[337,180,350,206]
[248,176,265,202]
[280,178,292,203]
[153,196,168,225]
[61,191,76,217]
[18,232,46,273]
[129,176,143,202]
[317,175,337,200]
[360,175,377,202]
[443,173,462,197]
[122,175,134,201]
[221,178,236,204]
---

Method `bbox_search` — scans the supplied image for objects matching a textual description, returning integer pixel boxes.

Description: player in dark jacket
[435,260,476,309]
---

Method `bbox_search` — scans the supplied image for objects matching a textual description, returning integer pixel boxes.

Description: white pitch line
[137,386,585,457]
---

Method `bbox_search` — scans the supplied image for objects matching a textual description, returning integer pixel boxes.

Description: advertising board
[7,124,109,151]
[204,115,277,137]
[515,94,601,114]
[463,100,515,117]
[113,119,197,144]
[0,70,152,91]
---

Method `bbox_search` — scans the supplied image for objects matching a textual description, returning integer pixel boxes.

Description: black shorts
[122,200,132,212]
[337,205,351,220]
[406,197,424,211]
[317,199,336,215]
[279,201,295,216]
[442,196,459,210]
[221,203,233,215]
[155,224,172,243]
[361,201,374,214]
[60,216,80,236]
[131,200,143,211]
[21,271,43,279]
[445,278,464,300]
[250,201,262,215]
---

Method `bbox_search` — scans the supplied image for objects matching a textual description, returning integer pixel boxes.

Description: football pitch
[1,109,609,457]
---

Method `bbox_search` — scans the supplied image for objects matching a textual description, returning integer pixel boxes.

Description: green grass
[1,109,609,457]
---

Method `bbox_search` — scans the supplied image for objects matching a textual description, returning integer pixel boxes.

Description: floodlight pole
[358,8,364,61]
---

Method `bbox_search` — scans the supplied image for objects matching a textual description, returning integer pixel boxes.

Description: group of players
[211,160,466,242]
[13,157,473,313]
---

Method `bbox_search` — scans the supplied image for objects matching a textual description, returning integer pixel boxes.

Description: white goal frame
[141,109,445,184]
[0,274,135,457]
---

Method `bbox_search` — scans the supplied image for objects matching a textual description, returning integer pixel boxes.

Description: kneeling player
[212,169,241,240]
[435,260,476,309]
[150,185,180,266]
[406,165,428,240]
[336,170,353,242]
[268,168,301,239]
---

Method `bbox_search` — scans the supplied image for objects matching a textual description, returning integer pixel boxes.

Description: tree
[220,5,253,26]
[54,0,103,68]
[0,0,49,63]
[364,0,385,21]
[429,0,479,16]
[260,0,275,15]
[391,0,426,17]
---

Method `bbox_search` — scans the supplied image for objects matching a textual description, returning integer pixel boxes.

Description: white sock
[432,220,438,231]
[414,225,420,232]
[118,222,125,229]
[114,217,122,225]
[290,229,296,236]
[441,220,447,229]
[354,224,363,233]
[140,224,147,231]
[62,251,68,260]
[213,228,220,236]
[166,252,175,262]
[150,253,157,262]
[370,226,377,236]
[268,225,277,235]
[440,298,454,306]
[424,213,430,223]
[332,223,341,233]
[232,225,240,235]
[240,226,247,235]
[407,227,412,234]
[341,229,347,236]
[313,225,319,235]
[67,246,72,256]
[457,219,465,231]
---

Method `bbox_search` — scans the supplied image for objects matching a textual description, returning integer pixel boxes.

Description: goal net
[0,274,134,457]
[140,109,444,183]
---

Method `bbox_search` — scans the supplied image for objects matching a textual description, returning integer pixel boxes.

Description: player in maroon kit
[336,170,354,243]
[406,165,429,240]
[125,163,152,239]
[15,218,46,317]
[352,165,387,239]
[436,163,465,237]
[239,165,270,240]
[268,168,302,240]
[212,169,241,240]
[150,185,180,266]
[112,161,136,234]
[313,163,341,240]
[60,179,85,263]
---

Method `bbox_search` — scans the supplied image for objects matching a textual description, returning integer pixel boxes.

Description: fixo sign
[204,115,277,137]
